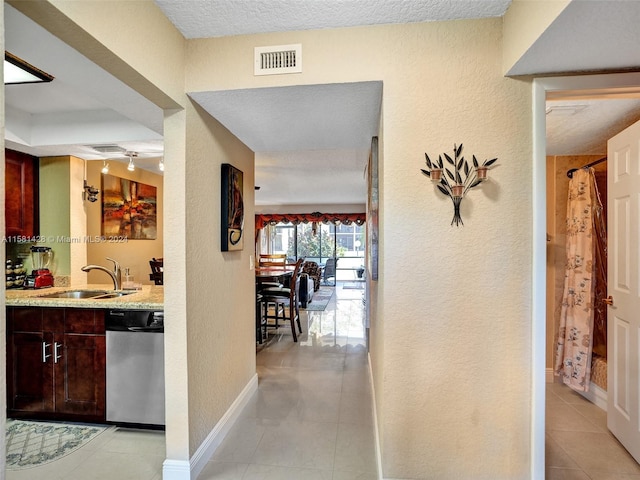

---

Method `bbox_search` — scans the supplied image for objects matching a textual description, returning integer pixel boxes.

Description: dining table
[255,264,296,284]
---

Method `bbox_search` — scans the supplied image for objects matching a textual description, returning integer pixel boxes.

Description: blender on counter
[24,246,54,288]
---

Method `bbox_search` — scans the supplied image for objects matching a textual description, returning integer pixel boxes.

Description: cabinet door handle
[54,342,62,364]
[42,342,51,363]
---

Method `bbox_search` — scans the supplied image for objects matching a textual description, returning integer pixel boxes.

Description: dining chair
[259,258,304,342]
[149,258,163,285]
[322,257,337,285]
[257,253,287,290]
[256,293,267,344]
[258,253,287,266]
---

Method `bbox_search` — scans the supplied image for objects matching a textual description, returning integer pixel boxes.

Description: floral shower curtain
[554,168,604,392]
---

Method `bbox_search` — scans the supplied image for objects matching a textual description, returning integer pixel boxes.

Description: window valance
[255,212,366,230]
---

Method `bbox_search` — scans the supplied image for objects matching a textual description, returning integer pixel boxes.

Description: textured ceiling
[546,98,640,156]
[154,0,512,39]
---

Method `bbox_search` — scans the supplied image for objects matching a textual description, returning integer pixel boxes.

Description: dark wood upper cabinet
[5,149,39,237]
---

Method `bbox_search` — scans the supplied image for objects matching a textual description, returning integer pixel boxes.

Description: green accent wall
[38,157,71,275]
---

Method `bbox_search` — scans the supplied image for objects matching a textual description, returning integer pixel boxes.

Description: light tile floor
[546,381,640,479]
[5,283,374,480]
[5,426,165,480]
[198,282,377,479]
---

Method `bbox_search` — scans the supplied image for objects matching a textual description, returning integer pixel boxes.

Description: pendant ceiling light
[127,152,136,172]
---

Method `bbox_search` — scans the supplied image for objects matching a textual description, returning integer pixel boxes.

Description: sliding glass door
[296,223,337,286]
[264,221,365,286]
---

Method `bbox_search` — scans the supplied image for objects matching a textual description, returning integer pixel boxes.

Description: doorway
[533,72,640,478]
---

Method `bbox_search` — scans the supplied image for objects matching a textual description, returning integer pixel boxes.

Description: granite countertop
[6,284,164,310]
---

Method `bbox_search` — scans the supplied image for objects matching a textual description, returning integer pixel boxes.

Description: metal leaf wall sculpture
[420,143,496,226]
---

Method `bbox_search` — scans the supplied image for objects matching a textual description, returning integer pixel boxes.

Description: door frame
[532,72,640,479]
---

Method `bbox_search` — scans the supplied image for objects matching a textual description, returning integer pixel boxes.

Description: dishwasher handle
[127,326,164,333]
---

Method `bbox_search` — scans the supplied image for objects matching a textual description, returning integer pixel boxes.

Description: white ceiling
[189,83,382,205]
[6,0,640,206]
[155,0,512,39]
[4,4,164,171]
[546,98,640,156]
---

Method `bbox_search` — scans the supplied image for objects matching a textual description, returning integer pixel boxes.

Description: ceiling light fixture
[4,51,54,85]
[101,161,110,174]
[127,152,136,172]
[158,158,164,172]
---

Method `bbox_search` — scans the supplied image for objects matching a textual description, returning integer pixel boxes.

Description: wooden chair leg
[293,300,302,334]
[288,301,298,342]
[256,296,264,344]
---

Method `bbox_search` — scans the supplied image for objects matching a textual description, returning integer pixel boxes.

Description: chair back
[323,257,337,282]
[286,258,304,300]
[259,253,287,267]
[149,258,163,285]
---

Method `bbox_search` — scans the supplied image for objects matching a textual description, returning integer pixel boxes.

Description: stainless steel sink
[93,292,134,299]
[37,289,134,299]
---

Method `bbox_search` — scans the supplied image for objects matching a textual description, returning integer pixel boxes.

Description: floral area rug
[304,287,334,311]
[5,419,110,469]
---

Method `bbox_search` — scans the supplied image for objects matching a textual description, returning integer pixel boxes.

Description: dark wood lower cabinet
[56,333,106,416]
[6,307,106,422]
[8,330,53,412]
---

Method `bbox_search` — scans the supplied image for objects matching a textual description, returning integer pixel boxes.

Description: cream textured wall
[502,0,570,75]
[184,99,256,454]
[84,160,163,286]
[378,21,531,480]
[187,19,533,478]
[163,107,190,462]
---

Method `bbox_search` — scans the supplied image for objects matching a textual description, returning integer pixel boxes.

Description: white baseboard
[547,367,607,411]
[162,373,259,480]
[368,352,383,480]
[546,368,555,384]
[579,382,607,411]
[161,459,191,480]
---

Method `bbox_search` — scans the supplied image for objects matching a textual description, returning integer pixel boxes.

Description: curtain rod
[567,157,607,178]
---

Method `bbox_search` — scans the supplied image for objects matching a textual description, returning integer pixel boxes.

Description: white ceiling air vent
[90,145,126,155]
[545,104,589,116]
[254,44,302,76]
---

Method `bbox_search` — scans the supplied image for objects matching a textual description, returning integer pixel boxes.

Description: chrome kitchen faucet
[81,257,122,290]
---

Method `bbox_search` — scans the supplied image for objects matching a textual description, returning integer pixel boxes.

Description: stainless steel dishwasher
[106,310,165,426]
